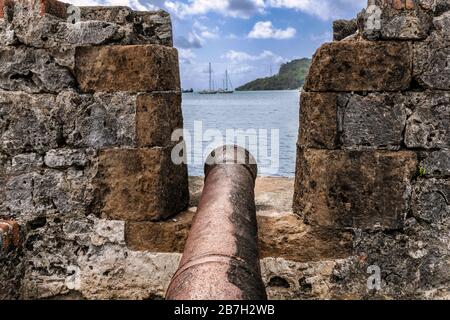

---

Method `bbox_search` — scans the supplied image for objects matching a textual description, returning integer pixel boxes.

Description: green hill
[236,58,311,91]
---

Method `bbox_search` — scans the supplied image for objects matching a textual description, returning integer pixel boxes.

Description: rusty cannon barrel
[166,145,267,300]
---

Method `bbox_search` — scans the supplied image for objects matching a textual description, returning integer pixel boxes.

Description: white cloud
[222,50,254,62]
[222,50,287,64]
[193,20,220,39]
[229,65,254,75]
[164,0,265,19]
[267,0,367,20]
[200,30,219,39]
[67,0,160,11]
[310,31,332,43]
[163,0,366,21]
[175,31,204,48]
[69,0,366,21]
[248,21,296,39]
[178,48,196,64]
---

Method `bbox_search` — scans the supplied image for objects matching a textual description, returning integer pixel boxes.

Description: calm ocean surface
[181,90,300,177]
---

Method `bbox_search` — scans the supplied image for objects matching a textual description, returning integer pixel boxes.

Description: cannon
[166,145,267,300]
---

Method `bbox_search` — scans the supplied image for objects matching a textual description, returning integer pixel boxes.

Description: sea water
[182,90,300,177]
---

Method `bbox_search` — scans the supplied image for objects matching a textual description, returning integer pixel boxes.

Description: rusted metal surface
[166,145,267,300]
[0,220,20,252]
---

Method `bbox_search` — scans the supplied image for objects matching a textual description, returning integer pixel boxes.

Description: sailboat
[218,69,234,94]
[199,63,218,94]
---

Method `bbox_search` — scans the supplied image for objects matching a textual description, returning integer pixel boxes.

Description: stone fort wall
[0,0,449,300]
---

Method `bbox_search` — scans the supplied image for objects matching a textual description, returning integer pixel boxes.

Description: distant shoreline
[236,58,311,91]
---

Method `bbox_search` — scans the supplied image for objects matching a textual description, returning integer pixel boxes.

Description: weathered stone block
[79,6,132,24]
[300,92,410,150]
[430,0,450,16]
[333,19,357,41]
[4,172,34,216]
[97,147,189,222]
[125,209,194,252]
[75,45,180,93]
[75,249,180,300]
[405,91,450,149]
[0,154,8,208]
[420,150,450,178]
[5,167,95,217]
[1,150,95,219]
[341,219,450,299]
[358,0,432,40]
[7,153,42,175]
[261,258,346,300]
[13,18,119,50]
[0,91,60,156]
[413,32,450,90]
[136,92,183,148]
[433,11,450,36]
[340,93,409,150]
[8,9,173,53]
[0,19,16,45]
[5,0,68,19]
[412,179,450,224]
[257,214,353,263]
[0,46,75,93]
[57,91,137,149]
[0,247,23,299]
[381,14,430,39]
[0,90,182,153]
[294,148,418,230]
[58,91,182,149]
[304,41,412,92]
[80,7,173,46]
[44,149,89,169]
[299,92,339,149]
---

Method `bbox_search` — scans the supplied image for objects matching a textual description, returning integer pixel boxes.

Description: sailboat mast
[225,70,229,91]
[209,62,212,91]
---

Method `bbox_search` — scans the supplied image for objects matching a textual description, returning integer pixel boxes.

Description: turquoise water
[181,90,300,177]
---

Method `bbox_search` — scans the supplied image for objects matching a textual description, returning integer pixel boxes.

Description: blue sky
[69,0,367,89]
